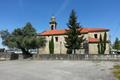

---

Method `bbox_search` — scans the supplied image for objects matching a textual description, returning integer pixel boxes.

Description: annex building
[38,16,110,54]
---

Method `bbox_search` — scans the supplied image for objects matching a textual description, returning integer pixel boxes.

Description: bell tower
[49,16,57,30]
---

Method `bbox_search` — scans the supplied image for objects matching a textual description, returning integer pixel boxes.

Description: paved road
[0,61,118,80]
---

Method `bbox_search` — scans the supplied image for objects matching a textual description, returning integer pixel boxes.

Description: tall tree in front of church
[65,10,85,54]
[98,32,107,54]
[49,36,54,54]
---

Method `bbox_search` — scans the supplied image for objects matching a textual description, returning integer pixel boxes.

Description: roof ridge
[39,28,109,36]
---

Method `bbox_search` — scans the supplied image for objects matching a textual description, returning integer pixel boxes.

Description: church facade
[38,16,110,54]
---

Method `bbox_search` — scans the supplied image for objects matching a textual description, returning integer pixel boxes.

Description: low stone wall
[0,53,120,61]
[0,52,11,60]
[36,54,120,61]
[84,54,120,61]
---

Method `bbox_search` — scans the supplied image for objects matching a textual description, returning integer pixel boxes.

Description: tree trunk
[21,48,33,59]
[74,49,76,54]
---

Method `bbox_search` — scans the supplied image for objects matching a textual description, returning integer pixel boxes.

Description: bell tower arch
[49,16,57,30]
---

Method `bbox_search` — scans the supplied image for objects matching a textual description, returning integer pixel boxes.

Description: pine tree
[65,10,85,54]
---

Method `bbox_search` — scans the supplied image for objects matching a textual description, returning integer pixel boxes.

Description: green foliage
[114,65,120,69]
[0,30,10,40]
[49,36,54,54]
[113,37,120,50]
[65,10,85,54]
[0,30,10,46]
[0,23,46,57]
[98,32,107,54]
[103,32,107,53]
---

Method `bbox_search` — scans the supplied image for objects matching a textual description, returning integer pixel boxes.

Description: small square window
[55,37,58,42]
[94,34,98,38]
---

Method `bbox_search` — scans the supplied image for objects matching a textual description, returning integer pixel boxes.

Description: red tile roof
[39,28,109,36]
[88,38,99,43]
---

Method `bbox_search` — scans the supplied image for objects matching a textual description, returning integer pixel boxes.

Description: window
[51,25,54,30]
[94,34,98,38]
[55,37,58,42]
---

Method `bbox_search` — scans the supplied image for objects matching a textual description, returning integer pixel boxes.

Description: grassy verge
[113,65,120,80]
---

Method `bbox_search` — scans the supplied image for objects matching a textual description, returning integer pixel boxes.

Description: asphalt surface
[0,61,118,80]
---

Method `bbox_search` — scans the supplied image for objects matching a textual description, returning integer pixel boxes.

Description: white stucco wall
[89,43,110,54]
[88,32,109,40]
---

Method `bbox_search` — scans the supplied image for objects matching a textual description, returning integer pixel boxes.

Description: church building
[38,16,110,54]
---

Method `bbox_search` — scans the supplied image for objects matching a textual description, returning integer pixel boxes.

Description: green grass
[114,65,120,69]
[113,65,120,80]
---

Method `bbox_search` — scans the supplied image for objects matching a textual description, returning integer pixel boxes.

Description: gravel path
[0,61,118,80]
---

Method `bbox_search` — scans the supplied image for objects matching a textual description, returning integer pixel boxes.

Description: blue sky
[0,0,120,48]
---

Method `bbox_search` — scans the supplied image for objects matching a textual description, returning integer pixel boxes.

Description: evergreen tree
[65,10,85,54]
[98,32,107,54]
[98,35,102,54]
[103,32,107,53]
[49,36,54,54]
[113,37,120,50]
